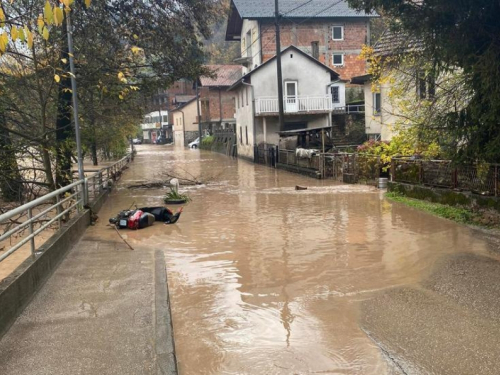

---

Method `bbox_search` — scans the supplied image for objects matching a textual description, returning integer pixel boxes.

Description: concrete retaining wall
[388,182,500,212]
[0,190,109,338]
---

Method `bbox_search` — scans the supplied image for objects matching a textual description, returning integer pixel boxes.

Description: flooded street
[106,145,500,374]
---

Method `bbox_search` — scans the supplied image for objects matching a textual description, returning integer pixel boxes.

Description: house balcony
[255,96,333,116]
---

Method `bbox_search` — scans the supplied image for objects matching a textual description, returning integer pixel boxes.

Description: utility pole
[275,0,285,131]
[195,79,202,140]
[66,11,87,204]
[158,99,163,144]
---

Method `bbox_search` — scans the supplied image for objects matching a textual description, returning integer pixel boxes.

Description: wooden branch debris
[112,225,135,251]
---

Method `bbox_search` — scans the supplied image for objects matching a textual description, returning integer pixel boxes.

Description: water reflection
[106,145,495,374]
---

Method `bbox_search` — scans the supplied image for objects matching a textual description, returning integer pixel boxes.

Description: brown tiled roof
[373,29,423,57]
[200,65,243,87]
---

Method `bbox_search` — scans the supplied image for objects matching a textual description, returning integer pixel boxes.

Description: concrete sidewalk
[0,224,177,375]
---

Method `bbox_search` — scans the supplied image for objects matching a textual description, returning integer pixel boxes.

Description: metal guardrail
[0,154,131,264]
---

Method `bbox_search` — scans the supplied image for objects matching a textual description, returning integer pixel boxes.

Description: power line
[281,0,313,16]
[224,0,346,84]
[241,0,315,57]
[282,0,346,26]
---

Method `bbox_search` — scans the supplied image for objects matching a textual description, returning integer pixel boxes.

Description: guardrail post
[56,195,62,229]
[83,178,89,206]
[98,171,103,194]
[28,208,35,257]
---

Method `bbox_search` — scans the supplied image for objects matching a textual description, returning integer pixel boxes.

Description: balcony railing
[141,122,169,130]
[332,104,366,114]
[255,96,332,115]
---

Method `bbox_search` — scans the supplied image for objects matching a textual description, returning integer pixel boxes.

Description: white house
[140,110,169,143]
[172,97,200,147]
[228,45,345,160]
[351,31,442,141]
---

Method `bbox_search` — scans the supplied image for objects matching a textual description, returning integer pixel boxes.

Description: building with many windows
[225,0,377,80]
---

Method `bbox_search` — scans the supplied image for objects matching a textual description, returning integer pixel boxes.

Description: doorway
[285,81,298,113]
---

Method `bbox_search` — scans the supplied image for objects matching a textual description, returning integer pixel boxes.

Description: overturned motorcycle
[109,206,183,230]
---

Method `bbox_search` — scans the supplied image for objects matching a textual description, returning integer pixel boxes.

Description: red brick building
[198,65,243,132]
[225,0,377,80]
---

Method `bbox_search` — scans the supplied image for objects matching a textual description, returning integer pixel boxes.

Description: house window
[417,71,436,100]
[332,54,344,66]
[311,41,319,60]
[373,92,381,115]
[331,86,340,104]
[245,87,248,106]
[332,26,344,41]
[245,126,248,145]
[239,126,243,144]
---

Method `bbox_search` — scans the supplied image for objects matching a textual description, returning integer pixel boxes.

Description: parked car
[132,138,142,145]
[189,137,200,149]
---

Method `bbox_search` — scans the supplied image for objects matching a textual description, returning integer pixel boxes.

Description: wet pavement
[2,144,500,374]
[124,145,500,374]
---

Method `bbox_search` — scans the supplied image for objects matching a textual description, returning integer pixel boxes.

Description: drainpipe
[241,80,256,149]
[179,109,186,146]
[219,87,223,130]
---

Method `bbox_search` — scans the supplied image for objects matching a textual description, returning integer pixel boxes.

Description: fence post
[391,158,396,182]
[452,167,458,189]
[28,208,35,258]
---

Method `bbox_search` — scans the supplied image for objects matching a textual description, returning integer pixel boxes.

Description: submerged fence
[0,154,132,264]
[273,149,381,184]
[392,158,500,196]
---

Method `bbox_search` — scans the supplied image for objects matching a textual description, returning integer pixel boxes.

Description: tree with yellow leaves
[0,0,220,202]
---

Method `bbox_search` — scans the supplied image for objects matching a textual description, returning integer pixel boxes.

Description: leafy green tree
[348,0,500,163]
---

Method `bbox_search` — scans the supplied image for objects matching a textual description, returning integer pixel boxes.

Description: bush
[201,135,214,146]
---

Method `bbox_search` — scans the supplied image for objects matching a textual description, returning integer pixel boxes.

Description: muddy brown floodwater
[106,145,500,374]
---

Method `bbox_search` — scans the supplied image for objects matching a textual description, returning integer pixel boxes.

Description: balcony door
[285,81,298,113]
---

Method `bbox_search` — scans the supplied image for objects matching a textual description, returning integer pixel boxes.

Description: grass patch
[201,135,214,146]
[163,189,191,203]
[386,192,476,224]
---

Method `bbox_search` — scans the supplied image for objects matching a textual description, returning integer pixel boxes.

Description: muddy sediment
[114,145,500,374]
